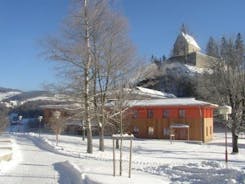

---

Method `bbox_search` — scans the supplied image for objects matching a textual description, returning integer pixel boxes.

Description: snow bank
[53,161,84,184]
[52,160,168,184]
[85,171,169,184]
[0,138,12,163]
[0,137,22,174]
[24,133,81,158]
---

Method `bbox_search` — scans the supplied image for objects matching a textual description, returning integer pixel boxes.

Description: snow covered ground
[0,137,12,160]
[0,91,21,101]
[0,131,245,183]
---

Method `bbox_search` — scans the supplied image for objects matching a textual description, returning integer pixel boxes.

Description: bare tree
[42,0,106,153]
[105,84,136,176]
[91,9,136,151]
[42,0,136,153]
[48,111,66,146]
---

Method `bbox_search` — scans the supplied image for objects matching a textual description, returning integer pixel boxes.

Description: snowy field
[1,131,245,184]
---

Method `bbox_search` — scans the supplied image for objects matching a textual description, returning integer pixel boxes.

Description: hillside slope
[134,62,209,97]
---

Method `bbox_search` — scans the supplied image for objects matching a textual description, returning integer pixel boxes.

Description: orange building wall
[128,105,214,142]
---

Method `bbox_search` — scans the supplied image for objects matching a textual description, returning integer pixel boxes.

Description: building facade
[127,98,217,142]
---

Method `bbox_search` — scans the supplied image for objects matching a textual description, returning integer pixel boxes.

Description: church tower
[172,31,200,56]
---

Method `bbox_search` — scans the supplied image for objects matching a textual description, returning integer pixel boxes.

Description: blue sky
[0,0,244,91]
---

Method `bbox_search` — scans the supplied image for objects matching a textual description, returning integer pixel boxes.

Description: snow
[1,130,245,183]
[0,91,69,108]
[120,98,217,107]
[40,103,81,111]
[161,62,211,77]
[53,161,83,184]
[0,91,21,101]
[112,134,134,139]
[136,87,169,97]
[181,32,201,50]
[184,64,208,74]
[135,87,175,98]
[170,123,190,128]
[20,96,65,105]
[0,135,22,174]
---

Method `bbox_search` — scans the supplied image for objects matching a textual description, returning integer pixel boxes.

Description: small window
[162,110,169,118]
[179,109,186,118]
[147,109,154,119]
[206,127,208,136]
[163,128,169,136]
[132,110,138,119]
[133,126,139,135]
[148,126,154,136]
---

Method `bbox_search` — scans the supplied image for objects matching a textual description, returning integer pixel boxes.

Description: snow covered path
[0,135,69,184]
[0,134,168,184]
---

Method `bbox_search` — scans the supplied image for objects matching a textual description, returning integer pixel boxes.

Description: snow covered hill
[135,62,208,83]
[0,87,65,108]
[0,91,22,102]
[133,61,210,97]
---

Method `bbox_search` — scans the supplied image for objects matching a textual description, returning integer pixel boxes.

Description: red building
[127,98,217,142]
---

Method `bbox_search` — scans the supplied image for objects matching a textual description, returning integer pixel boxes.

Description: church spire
[181,24,188,34]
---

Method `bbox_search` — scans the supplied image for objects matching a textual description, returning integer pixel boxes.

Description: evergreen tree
[220,36,228,59]
[206,36,219,58]
[235,33,244,64]
[221,38,236,66]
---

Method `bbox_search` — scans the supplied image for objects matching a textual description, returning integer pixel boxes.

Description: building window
[147,109,154,119]
[148,126,154,136]
[206,127,208,136]
[162,110,169,118]
[133,126,139,135]
[179,109,186,118]
[163,128,169,136]
[132,110,138,119]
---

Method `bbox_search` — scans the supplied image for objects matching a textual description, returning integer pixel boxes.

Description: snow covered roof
[126,98,217,107]
[107,87,175,100]
[40,103,81,111]
[134,87,175,98]
[181,32,201,50]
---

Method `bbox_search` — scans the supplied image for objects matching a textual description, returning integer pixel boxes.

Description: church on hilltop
[168,28,217,68]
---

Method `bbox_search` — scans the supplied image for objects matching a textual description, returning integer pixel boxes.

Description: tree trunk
[119,110,123,176]
[84,0,93,154]
[99,126,104,151]
[56,134,58,146]
[87,122,93,153]
[232,130,239,153]
[116,139,119,149]
[82,127,85,141]
[85,68,93,154]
